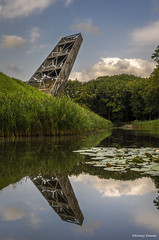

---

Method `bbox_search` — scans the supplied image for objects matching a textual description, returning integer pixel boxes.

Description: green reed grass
[133,119,159,130]
[0,72,112,137]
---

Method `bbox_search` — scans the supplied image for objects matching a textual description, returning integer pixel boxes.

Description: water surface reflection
[0,129,159,240]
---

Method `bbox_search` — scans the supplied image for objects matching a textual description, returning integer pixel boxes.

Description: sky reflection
[70,174,159,238]
[0,174,159,240]
[71,175,156,197]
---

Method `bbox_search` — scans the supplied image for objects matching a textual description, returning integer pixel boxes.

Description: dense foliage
[65,46,159,122]
[0,72,112,138]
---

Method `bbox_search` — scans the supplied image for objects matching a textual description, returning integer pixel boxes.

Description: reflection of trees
[0,130,111,190]
[30,174,84,225]
[154,195,159,210]
[100,129,159,148]
[152,177,159,211]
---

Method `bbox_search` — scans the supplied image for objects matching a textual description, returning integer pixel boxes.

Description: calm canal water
[0,129,159,240]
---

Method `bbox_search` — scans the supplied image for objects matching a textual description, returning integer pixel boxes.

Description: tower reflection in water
[30,174,84,225]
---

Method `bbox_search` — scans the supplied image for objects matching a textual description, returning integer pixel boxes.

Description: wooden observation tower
[28,33,83,96]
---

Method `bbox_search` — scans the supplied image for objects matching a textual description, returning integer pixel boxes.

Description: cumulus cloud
[131,20,159,46]
[26,44,48,54]
[0,35,27,49]
[26,27,48,53]
[29,27,40,43]
[70,57,156,81]
[70,19,100,35]
[0,0,56,19]
[71,175,156,198]
[7,64,23,73]
[0,207,26,221]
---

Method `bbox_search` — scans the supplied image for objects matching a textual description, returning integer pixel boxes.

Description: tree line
[64,46,159,122]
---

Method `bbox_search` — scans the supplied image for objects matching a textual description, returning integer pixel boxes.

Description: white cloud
[0,207,26,221]
[0,35,27,49]
[7,64,23,73]
[26,44,48,54]
[0,0,56,19]
[29,27,40,43]
[131,20,159,46]
[71,175,156,198]
[70,57,156,81]
[70,19,100,35]
[65,0,73,6]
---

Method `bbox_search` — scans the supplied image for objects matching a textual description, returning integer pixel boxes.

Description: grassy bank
[0,72,112,137]
[133,119,159,130]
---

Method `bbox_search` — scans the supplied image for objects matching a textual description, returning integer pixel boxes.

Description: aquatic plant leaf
[145,153,153,159]
[151,166,159,171]
[129,168,146,172]
[144,170,159,176]
[75,146,159,176]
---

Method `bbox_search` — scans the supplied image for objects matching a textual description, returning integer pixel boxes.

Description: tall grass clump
[133,119,159,130]
[0,72,112,137]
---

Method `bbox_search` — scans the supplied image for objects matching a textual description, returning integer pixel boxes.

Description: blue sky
[0,0,159,81]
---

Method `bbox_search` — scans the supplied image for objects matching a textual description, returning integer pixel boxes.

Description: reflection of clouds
[26,201,45,228]
[0,202,44,229]
[26,201,46,211]
[0,207,26,221]
[71,175,155,197]
[134,209,159,233]
[73,220,102,236]
[30,213,41,229]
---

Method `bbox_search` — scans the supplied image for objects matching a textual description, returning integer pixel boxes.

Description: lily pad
[129,168,146,172]
[144,170,159,176]
[104,166,128,172]
[151,166,159,171]
[74,146,159,176]
[94,164,106,167]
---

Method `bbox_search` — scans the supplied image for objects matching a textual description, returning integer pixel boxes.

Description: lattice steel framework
[30,174,84,225]
[28,33,83,96]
